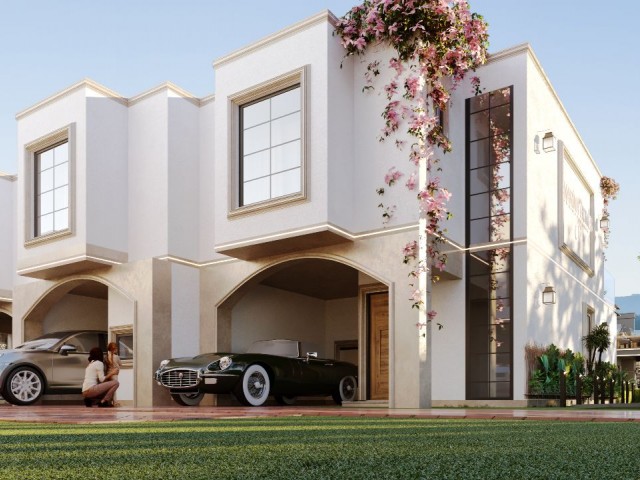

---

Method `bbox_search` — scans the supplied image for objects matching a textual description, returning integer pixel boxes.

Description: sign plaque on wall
[557,141,594,276]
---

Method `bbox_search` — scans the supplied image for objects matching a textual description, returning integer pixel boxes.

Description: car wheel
[332,375,357,405]
[171,392,204,406]
[3,367,44,406]
[274,395,296,406]
[235,364,270,406]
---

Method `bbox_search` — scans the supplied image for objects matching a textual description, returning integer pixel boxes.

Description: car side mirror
[59,345,77,356]
[306,352,318,362]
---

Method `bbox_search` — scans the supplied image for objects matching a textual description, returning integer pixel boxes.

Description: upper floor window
[35,141,69,237]
[228,66,307,216]
[240,85,301,207]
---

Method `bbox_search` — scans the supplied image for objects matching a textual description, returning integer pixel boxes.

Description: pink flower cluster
[335,0,489,325]
[384,166,403,186]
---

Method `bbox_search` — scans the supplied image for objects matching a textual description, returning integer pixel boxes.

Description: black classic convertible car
[154,339,357,406]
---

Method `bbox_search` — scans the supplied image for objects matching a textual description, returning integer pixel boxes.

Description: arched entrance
[216,257,389,403]
[22,277,136,405]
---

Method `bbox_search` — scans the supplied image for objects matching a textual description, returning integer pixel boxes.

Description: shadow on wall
[24,280,109,340]
[0,312,11,348]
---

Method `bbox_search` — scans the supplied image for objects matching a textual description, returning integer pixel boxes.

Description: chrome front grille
[159,369,199,388]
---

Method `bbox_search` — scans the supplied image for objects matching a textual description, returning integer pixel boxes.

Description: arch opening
[217,257,389,403]
[21,278,136,406]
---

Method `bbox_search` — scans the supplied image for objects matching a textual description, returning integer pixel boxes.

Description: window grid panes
[35,141,69,237]
[466,86,513,400]
[240,86,301,207]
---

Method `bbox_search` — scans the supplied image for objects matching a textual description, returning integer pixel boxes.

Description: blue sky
[0,0,638,296]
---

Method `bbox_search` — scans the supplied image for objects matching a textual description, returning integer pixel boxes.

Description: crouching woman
[82,347,119,408]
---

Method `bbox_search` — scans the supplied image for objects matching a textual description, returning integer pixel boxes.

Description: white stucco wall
[0,176,16,295]
[128,92,169,261]
[198,99,218,262]
[107,287,135,403]
[170,262,200,357]
[522,49,616,371]
[349,47,420,233]
[86,98,128,254]
[168,98,200,260]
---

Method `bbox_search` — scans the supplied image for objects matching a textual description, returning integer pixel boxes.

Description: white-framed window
[240,85,302,206]
[35,141,69,236]
[229,66,307,216]
[24,124,75,245]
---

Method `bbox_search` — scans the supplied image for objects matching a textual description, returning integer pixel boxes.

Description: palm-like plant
[582,324,611,375]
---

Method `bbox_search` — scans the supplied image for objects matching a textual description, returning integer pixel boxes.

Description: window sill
[24,229,72,248]
[228,192,306,219]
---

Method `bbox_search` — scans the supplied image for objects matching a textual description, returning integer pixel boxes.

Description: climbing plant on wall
[335,0,489,320]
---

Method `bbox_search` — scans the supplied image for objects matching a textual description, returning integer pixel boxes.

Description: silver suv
[0,330,107,405]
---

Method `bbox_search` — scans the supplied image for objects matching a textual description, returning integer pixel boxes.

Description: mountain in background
[616,293,640,330]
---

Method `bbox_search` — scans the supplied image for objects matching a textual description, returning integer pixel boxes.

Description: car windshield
[15,335,63,351]
[247,339,300,358]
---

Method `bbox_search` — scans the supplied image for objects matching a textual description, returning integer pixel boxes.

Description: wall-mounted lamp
[542,131,556,153]
[542,285,556,305]
[600,216,610,230]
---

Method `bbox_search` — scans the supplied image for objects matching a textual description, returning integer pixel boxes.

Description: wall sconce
[542,131,556,153]
[542,285,556,305]
[600,216,610,230]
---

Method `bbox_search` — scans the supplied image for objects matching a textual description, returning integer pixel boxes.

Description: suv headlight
[218,356,232,371]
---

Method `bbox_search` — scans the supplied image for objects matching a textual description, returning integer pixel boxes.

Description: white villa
[0,10,616,407]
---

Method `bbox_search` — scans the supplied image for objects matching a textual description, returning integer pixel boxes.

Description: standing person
[104,342,122,406]
[82,347,119,408]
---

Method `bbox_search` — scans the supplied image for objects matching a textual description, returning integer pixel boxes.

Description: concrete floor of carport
[0,403,639,424]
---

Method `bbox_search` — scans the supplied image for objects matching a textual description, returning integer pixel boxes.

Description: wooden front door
[368,292,389,400]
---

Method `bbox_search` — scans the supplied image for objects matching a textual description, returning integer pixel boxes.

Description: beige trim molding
[0,172,17,181]
[17,79,214,121]
[16,79,127,120]
[16,253,124,277]
[200,94,216,106]
[128,82,201,107]
[24,229,73,248]
[214,10,338,69]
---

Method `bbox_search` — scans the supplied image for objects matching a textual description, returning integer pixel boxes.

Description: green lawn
[0,417,638,479]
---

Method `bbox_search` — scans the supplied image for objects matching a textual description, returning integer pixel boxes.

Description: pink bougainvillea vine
[335,0,489,314]
[600,176,619,250]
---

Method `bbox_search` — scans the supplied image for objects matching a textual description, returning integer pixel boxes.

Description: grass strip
[0,416,637,479]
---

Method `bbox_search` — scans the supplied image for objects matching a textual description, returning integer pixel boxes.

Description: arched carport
[21,276,136,405]
[215,256,390,403]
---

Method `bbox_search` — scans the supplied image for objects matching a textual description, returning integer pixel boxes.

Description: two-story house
[2,10,616,407]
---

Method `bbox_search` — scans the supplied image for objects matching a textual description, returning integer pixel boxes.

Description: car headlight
[219,356,232,370]
[159,359,170,368]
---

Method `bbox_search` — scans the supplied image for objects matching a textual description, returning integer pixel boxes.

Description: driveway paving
[0,404,639,424]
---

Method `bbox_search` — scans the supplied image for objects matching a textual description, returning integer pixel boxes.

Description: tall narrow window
[465,86,513,400]
[35,141,69,237]
[240,85,301,207]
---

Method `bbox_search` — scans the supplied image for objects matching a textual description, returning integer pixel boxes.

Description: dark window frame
[34,139,70,238]
[465,86,514,401]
